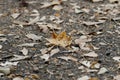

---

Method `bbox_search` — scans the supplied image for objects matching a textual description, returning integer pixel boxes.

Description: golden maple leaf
[46,31,72,47]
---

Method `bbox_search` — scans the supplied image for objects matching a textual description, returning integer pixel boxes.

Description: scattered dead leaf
[41,0,61,8]
[83,51,98,57]
[98,67,108,74]
[58,56,78,62]
[20,47,28,56]
[89,77,99,80]
[17,43,39,47]
[26,33,42,41]
[46,31,72,47]
[92,0,103,2]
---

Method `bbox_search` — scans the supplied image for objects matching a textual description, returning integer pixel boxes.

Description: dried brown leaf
[46,31,72,47]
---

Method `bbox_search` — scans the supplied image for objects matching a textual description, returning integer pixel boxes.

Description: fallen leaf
[0,45,2,49]
[11,13,20,19]
[29,74,39,79]
[53,5,63,11]
[58,56,78,62]
[77,75,90,80]
[0,67,10,75]
[20,47,28,56]
[81,61,91,68]
[83,51,98,57]
[113,56,120,62]
[9,55,30,61]
[0,38,7,42]
[75,35,92,50]
[114,75,120,80]
[41,0,61,8]
[26,33,42,41]
[50,48,60,56]
[13,77,24,80]
[46,31,72,47]
[98,67,108,74]
[82,20,105,26]
[17,43,39,47]
[89,77,99,80]
[92,0,103,2]
[0,61,18,67]
[40,54,50,61]
[109,0,119,3]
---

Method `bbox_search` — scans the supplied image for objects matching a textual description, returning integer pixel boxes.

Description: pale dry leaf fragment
[83,51,98,57]
[0,61,18,67]
[82,20,105,26]
[0,34,5,37]
[40,54,50,61]
[92,0,103,2]
[81,61,91,68]
[98,67,108,74]
[0,67,10,75]
[10,55,30,61]
[114,75,120,80]
[20,47,28,56]
[75,8,83,14]
[77,75,90,80]
[41,0,61,8]
[109,0,119,3]
[47,23,61,30]
[17,43,39,47]
[26,33,42,41]
[75,35,92,51]
[13,20,29,26]
[30,9,39,16]
[113,56,120,62]
[58,56,78,62]
[81,8,90,13]
[13,77,24,80]
[50,48,60,57]
[0,38,7,42]
[29,16,40,25]
[40,16,46,21]
[53,5,63,11]
[40,46,54,54]
[11,13,20,19]
[0,45,2,49]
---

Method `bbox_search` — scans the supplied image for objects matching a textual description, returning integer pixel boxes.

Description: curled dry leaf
[46,31,72,47]
[0,67,10,75]
[77,75,90,80]
[0,38,7,42]
[58,56,78,62]
[92,0,103,2]
[83,51,98,57]
[20,47,28,56]
[40,54,50,61]
[17,43,39,47]
[13,77,24,80]
[41,0,61,8]
[26,33,42,41]
[0,61,18,67]
[98,67,108,74]
[82,20,105,26]
[109,0,119,3]
[11,13,20,19]
[53,5,63,11]
[113,56,120,62]
[0,45,2,49]
[114,75,120,80]
[75,35,92,50]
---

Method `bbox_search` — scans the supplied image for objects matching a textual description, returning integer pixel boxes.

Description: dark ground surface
[0,0,120,80]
